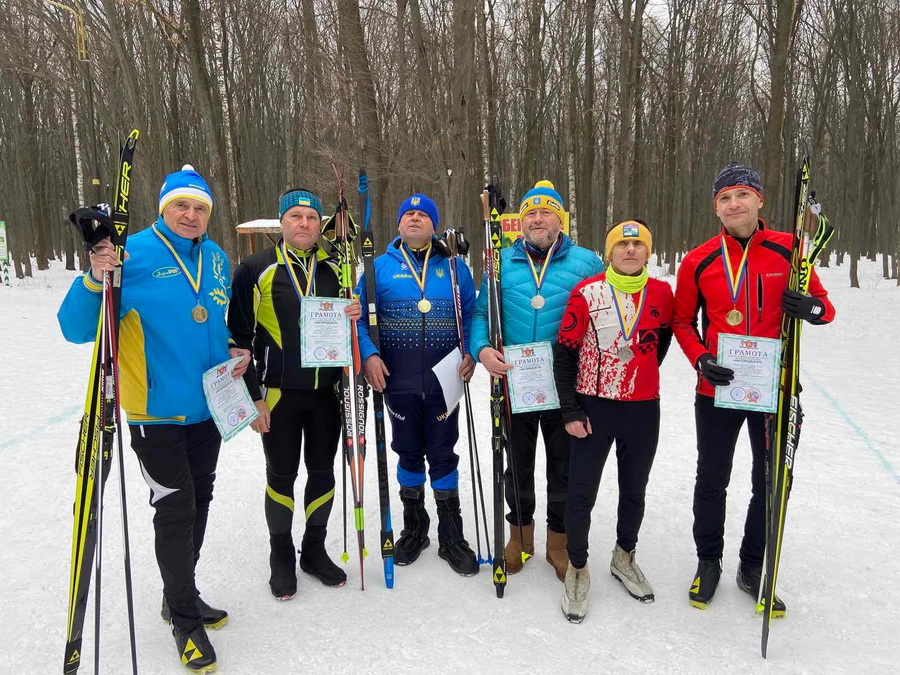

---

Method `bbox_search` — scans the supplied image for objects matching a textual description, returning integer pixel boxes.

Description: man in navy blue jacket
[355,194,478,576]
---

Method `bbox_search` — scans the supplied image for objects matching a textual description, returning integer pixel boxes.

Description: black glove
[697,354,735,387]
[431,234,453,258]
[486,183,507,214]
[782,289,826,323]
[69,206,113,250]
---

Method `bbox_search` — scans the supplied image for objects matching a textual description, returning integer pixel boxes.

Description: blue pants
[384,392,460,490]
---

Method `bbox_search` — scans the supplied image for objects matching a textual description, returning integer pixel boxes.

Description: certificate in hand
[300,296,353,368]
[504,341,560,414]
[202,357,259,442]
[714,333,782,413]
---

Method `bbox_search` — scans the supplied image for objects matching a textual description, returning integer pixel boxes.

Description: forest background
[0,0,894,286]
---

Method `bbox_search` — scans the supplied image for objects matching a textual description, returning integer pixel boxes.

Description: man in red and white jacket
[673,163,835,614]
[555,220,674,622]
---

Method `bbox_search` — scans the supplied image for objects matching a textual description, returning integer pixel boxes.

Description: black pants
[692,393,768,565]
[565,397,660,568]
[262,387,341,535]
[131,418,221,630]
[505,408,569,533]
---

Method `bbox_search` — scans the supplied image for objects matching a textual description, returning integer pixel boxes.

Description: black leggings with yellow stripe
[262,387,342,537]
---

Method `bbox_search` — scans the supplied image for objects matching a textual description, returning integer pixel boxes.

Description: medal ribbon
[280,240,317,300]
[399,243,431,299]
[525,239,558,295]
[152,225,203,297]
[611,287,647,343]
[719,235,751,305]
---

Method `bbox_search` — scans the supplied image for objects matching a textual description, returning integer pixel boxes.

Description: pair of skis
[333,167,398,590]
[64,130,140,674]
[759,156,835,657]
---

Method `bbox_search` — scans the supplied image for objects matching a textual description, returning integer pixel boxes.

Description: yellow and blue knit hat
[397,193,439,228]
[519,180,564,222]
[605,219,653,260]
[279,188,323,219]
[158,164,213,214]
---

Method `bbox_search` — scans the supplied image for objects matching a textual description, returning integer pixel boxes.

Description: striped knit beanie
[158,165,213,214]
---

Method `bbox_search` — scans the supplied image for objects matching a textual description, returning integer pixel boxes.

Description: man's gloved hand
[697,354,735,387]
[782,289,826,323]
[486,183,507,214]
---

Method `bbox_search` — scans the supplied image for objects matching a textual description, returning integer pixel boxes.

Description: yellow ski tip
[521,552,532,563]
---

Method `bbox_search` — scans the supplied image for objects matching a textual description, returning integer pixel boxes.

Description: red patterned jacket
[554,272,674,422]
[673,221,836,398]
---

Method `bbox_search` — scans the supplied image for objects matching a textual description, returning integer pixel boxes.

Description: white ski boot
[561,561,590,623]
[610,544,654,602]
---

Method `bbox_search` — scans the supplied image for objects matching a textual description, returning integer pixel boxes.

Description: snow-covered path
[1,258,897,674]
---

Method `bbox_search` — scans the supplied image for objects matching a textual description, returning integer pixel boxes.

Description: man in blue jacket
[58,166,249,673]
[471,180,603,581]
[356,194,479,576]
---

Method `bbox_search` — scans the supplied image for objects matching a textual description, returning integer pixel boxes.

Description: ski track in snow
[0,258,898,674]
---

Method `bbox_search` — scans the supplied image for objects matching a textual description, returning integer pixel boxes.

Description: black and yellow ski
[64,129,139,674]
[760,156,835,658]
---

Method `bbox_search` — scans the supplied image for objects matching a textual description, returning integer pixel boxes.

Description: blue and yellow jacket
[58,218,233,425]
[355,237,476,397]
[470,234,603,356]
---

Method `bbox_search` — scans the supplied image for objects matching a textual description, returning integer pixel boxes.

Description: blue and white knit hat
[397,193,439,228]
[712,163,764,200]
[279,188,323,219]
[158,165,213,214]
[519,180,565,221]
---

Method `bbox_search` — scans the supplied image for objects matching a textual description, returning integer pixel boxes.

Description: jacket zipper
[756,274,763,324]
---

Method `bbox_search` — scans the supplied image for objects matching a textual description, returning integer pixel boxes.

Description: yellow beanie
[605,220,653,260]
[519,180,565,222]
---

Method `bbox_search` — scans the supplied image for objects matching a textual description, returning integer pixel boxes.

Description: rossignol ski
[443,228,492,567]
[359,168,395,589]
[334,167,368,589]
[64,129,140,675]
[760,156,835,658]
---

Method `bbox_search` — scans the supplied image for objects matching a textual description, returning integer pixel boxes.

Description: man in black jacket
[228,188,360,599]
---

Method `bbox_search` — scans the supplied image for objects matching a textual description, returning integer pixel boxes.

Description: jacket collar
[510,233,573,261]
[719,218,768,250]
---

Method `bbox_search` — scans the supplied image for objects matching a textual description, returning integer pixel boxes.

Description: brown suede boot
[546,528,568,582]
[504,522,535,574]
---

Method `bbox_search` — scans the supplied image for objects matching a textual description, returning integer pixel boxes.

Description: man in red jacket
[673,163,835,614]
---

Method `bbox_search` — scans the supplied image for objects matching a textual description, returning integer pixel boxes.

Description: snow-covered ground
[1,257,897,674]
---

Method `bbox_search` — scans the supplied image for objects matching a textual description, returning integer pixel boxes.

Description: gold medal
[531,294,545,310]
[192,305,208,323]
[726,309,743,326]
[617,346,634,363]
[417,298,432,314]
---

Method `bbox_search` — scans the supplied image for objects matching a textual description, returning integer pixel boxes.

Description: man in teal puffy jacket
[471,180,603,581]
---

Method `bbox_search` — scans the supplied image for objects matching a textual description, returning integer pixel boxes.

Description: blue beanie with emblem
[397,193,439,229]
[158,164,213,214]
[279,188,323,219]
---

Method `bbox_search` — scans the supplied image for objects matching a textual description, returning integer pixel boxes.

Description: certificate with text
[202,357,259,442]
[714,333,782,413]
[504,341,560,414]
[300,296,352,368]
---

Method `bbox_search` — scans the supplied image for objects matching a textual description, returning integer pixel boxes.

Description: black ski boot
[269,532,297,600]
[172,622,217,673]
[299,525,347,587]
[394,485,430,565]
[161,595,229,629]
[737,562,787,617]
[434,488,479,576]
[689,558,722,609]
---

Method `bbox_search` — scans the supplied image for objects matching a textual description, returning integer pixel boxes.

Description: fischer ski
[359,168,395,589]
[760,156,835,658]
[64,129,140,675]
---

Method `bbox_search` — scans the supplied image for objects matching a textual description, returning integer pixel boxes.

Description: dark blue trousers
[384,392,460,490]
